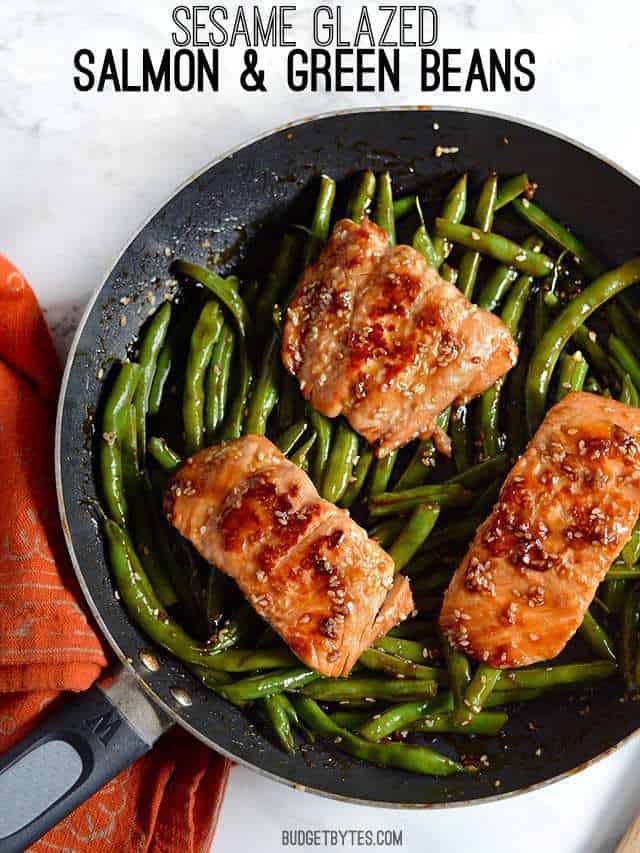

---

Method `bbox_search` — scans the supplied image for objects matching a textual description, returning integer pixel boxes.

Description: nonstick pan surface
[57,107,640,807]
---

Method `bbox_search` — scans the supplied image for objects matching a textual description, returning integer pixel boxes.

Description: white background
[3,1,640,850]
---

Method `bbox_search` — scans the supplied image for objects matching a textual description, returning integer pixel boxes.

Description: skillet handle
[0,667,171,852]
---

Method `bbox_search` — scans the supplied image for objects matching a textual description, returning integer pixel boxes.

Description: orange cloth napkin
[0,255,231,852]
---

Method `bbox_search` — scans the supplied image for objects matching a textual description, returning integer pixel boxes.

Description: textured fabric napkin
[0,255,230,852]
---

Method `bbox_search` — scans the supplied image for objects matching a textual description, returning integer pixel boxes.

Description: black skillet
[1,107,640,851]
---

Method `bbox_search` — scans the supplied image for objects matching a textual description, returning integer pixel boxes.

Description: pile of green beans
[97,168,640,778]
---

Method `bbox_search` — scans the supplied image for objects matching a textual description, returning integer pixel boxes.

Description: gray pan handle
[0,667,171,852]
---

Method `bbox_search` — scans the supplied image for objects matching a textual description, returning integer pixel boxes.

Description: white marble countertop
[4,1,640,850]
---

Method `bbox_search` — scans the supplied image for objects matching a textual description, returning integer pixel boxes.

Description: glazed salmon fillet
[282,217,518,457]
[440,392,640,668]
[164,435,414,677]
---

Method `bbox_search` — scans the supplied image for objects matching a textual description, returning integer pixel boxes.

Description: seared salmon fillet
[440,392,640,668]
[164,435,414,676]
[282,217,518,457]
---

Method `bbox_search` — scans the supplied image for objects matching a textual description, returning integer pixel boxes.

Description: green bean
[619,374,640,407]
[442,636,471,712]
[448,454,510,490]
[608,335,640,392]
[369,452,398,498]
[441,264,458,283]
[293,697,462,776]
[453,664,501,726]
[276,419,308,455]
[301,677,438,703]
[329,710,373,730]
[478,276,533,458]
[276,692,305,732]
[622,524,640,567]
[450,404,472,473]
[578,610,617,663]
[223,667,320,703]
[409,711,507,736]
[554,351,589,403]
[572,325,615,388]
[388,505,440,573]
[254,234,300,335]
[607,302,638,355]
[495,173,531,210]
[412,514,479,556]
[532,289,548,348]
[100,362,142,526]
[174,262,251,336]
[340,446,374,508]
[322,421,360,503]
[457,174,498,299]
[201,648,297,672]
[373,171,396,244]
[412,198,439,269]
[132,302,172,464]
[621,583,640,692]
[307,407,332,485]
[477,266,520,313]
[190,668,233,687]
[486,689,543,707]
[374,636,434,664]
[207,603,262,654]
[496,661,617,691]
[434,219,554,277]
[348,170,376,222]
[244,333,280,435]
[512,198,605,279]
[395,409,451,491]
[276,372,298,431]
[146,470,214,634]
[432,174,468,269]
[102,515,224,667]
[359,648,443,682]
[526,259,640,432]
[204,324,234,440]
[263,694,296,754]
[369,516,406,548]
[148,339,172,417]
[183,301,223,455]
[148,436,181,472]
[120,404,139,499]
[129,476,177,608]
[392,194,417,221]
[506,352,529,459]
[290,431,316,470]
[478,237,543,316]
[607,564,640,580]
[359,692,453,742]
[368,484,474,518]
[220,339,252,441]
[302,174,337,266]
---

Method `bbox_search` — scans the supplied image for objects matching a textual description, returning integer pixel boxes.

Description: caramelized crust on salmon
[440,392,640,668]
[282,217,518,457]
[164,436,414,676]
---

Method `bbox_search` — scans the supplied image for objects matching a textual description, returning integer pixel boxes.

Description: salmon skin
[440,392,640,668]
[164,435,414,677]
[282,217,517,458]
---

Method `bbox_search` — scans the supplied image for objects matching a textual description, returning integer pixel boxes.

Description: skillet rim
[54,104,640,809]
